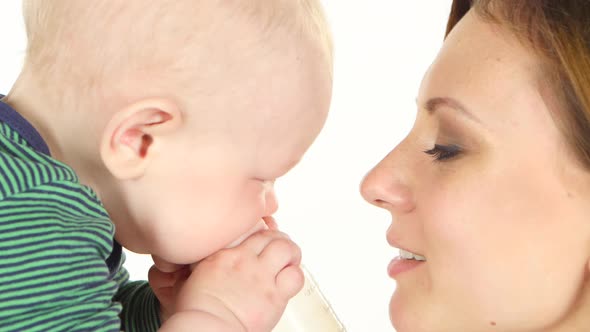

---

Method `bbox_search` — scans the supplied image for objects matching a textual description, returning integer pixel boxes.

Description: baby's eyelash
[424,144,462,161]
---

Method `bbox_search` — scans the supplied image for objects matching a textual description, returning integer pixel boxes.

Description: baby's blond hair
[21,0,332,106]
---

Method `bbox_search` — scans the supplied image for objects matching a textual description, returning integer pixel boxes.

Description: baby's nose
[264,183,279,216]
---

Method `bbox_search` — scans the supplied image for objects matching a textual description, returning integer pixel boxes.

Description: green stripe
[0,115,159,331]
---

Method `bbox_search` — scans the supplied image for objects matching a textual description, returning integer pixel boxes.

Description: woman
[360,1,590,331]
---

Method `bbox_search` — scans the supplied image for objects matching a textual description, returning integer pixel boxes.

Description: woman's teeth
[400,249,426,261]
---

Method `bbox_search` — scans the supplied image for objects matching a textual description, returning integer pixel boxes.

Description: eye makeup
[424,144,462,161]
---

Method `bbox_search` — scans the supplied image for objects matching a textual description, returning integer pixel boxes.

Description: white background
[0,2,452,331]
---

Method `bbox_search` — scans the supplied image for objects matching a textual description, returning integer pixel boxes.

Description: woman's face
[361,9,590,332]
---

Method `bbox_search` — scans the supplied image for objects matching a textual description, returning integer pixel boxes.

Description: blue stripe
[0,280,115,304]
[0,273,111,297]
[5,195,105,220]
[0,205,91,219]
[22,187,108,218]
[0,257,101,278]
[0,252,98,270]
[10,157,30,191]
[0,226,113,248]
[0,262,105,288]
[10,308,120,332]
[0,220,113,242]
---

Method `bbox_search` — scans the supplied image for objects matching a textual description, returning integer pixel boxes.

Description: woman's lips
[388,257,425,278]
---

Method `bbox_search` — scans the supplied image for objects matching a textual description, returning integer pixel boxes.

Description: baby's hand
[168,230,303,332]
[148,256,190,323]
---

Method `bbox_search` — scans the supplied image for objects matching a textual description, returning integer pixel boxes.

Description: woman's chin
[389,289,432,332]
[389,291,413,332]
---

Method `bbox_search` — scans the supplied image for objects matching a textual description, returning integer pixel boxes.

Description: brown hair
[446,0,590,168]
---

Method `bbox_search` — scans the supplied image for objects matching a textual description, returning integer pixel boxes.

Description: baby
[0,0,332,331]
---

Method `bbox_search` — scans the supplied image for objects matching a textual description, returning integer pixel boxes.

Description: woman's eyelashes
[424,144,462,161]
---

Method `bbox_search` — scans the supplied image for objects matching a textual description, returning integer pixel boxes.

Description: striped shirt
[0,98,160,331]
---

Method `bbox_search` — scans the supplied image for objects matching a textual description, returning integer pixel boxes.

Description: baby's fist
[177,230,303,331]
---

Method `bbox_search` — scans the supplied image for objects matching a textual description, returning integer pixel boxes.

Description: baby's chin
[185,219,270,271]
[225,219,269,248]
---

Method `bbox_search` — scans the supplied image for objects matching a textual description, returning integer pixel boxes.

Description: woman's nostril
[374,199,387,207]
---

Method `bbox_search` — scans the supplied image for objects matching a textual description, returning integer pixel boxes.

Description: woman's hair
[446,0,590,168]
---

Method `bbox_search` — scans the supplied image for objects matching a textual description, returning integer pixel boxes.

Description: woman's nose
[360,156,415,214]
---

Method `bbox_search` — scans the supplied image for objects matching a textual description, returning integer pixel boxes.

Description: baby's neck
[3,69,109,192]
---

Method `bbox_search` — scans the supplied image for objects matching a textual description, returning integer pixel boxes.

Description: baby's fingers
[258,236,303,299]
[258,237,302,274]
[276,265,304,299]
[239,230,291,255]
[263,216,279,230]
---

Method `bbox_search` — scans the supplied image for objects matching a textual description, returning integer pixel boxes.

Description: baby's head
[19,0,333,263]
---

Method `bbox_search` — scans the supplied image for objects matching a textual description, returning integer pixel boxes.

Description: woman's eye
[424,144,462,161]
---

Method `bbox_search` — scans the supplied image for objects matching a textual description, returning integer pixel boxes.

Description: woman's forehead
[418,11,548,126]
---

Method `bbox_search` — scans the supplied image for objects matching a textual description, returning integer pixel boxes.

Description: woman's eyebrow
[423,97,483,125]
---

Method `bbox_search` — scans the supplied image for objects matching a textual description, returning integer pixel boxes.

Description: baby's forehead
[26,0,319,43]
[23,0,331,114]
[23,2,262,88]
[26,1,329,70]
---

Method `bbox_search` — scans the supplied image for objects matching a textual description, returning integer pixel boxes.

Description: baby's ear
[100,98,182,180]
